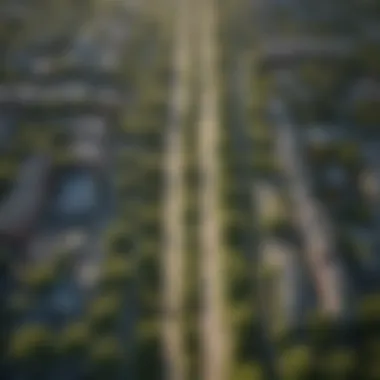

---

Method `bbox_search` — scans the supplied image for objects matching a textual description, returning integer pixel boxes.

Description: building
[0,154,51,243]
[258,37,355,70]
[67,115,107,169]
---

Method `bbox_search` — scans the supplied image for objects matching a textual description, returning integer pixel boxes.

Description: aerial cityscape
[0,0,379,379]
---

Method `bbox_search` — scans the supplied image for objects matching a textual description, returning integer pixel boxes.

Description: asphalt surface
[197,0,230,378]
[271,98,348,318]
[161,0,192,378]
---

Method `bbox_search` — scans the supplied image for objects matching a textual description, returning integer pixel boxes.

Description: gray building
[0,155,51,239]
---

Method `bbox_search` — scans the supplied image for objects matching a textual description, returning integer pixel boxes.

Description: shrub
[279,345,314,380]
[342,203,372,226]
[336,142,360,165]
[260,215,290,236]
[53,249,76,275]
[136,319,163,379]
[354,100,380,126]
[0,248,11,271]
[320,349,355,380]
[88,293,123,331]
[308,141,333,160]
[252,152,278,175]
[363,340,380,379]
[53,150,76,166]
[140,205,160,228]
[52,130,70,149]
[359,43,380,75]
[229,303,255,332]
[139,250,161,288]
[59,321,90,356]
[0,158,18,180]
[100,257,131,289]
[226,252,251,302]
[116,175,137,193]
[23,264,55,293]
[140,86,168,109]
[233,361,264,380]
[106,224,134,254]
[307,312,335,348]
[358,294,380,330]
[88,336,123,377]
[8,292,33,318]
[249,126,273,147]
[8,324,55,362]
[256,189,288,233]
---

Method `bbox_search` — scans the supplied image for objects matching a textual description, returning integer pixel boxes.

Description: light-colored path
[271,99,346,317]
[197,0,229,379]
[161,0,192,378]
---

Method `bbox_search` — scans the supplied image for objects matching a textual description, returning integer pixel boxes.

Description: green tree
[279,345,314,380]
[136,319,163,379]
[88,336,123,378]
[321,349,355,380]
[88,293,123,331]
[233,361,264,380]
[8,324,55,363]
[359,43,380,75]
[354,100,380,126]
[307,312,334,348]
[59,321,90,356]
[24,264,55,293]
[362,340,380,380]
[7,291,34,319]
[100,256,131,289]
[252,153,278,176]
[336,142,360,165]
[53,248,76,275]
[52,129,70,150]
[0,157,18,182]
[225,251,251,302]
[106,223,133,255]
[358,294,380,331]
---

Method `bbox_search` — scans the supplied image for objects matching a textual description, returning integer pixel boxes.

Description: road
[197,0,230,379]
[161,0,192,378]
[270,98,347,317]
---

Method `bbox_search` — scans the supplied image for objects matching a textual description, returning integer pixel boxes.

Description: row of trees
[117,19,174,379]
[133,54,169,380]
[218,7,266,378]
